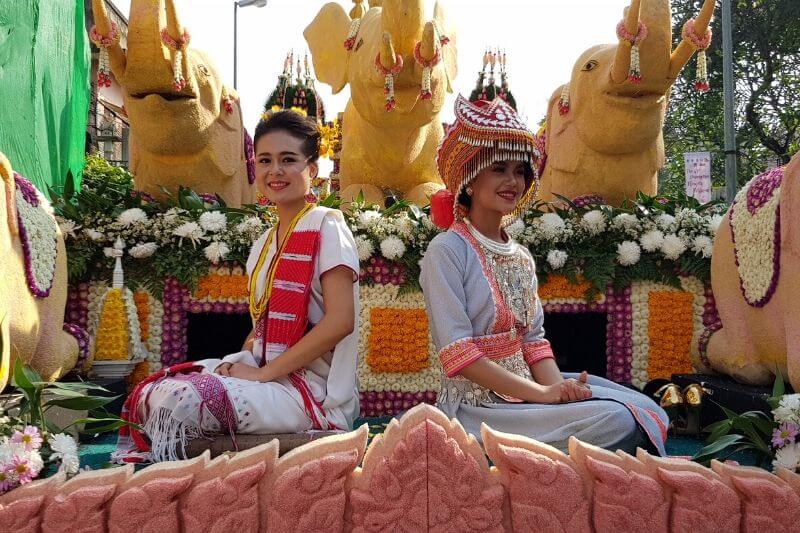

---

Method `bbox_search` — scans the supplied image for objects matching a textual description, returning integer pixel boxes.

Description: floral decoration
[730,165,783,307]
[646,290,695,381]
[14,174,58,298]
[367,308,430,373]
[0,425,80,495]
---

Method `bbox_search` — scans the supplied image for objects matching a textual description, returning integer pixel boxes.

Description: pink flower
[0,467,15,493]
[772,422,800,448]
[11,426,43,451]
[10,455,35,484]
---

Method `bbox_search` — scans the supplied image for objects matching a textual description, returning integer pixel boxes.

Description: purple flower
[772,422,800,448]
[0,467,15,493]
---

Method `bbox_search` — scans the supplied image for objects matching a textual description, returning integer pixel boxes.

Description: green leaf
[12,359,39,393]
[49,381,111,393]
[44,395,119,411]
[64,169,76,201]
[772,366,785,400]
[693,433,745,463]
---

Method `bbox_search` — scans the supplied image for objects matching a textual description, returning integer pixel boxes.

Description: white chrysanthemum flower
[379,236,406,260]
[357,210,382,229]
[581,210,607,235]
[49,433,78,458]
[204,241,230,264]
[83,228,104,241]
[617,241,641,266]
[612,213,639,231]
[172,221,204,246]
[355,236,375,262]
[708,213,725,234]
[505,219,525,238]
[198,211,227,233]
[129,242,158,259]
[656,213,677,230]
[117,208,148,227]
[692,235,714,258]
[162,207,184,223]
[775,443,800,471]
[661,234,687,260]
[57,218,78,238]
[235,216,263,234]
[773,394,800,425]
[539,213,567,239]
[546,249,568,269]
[394,214,416,238]
[640,229,665,252]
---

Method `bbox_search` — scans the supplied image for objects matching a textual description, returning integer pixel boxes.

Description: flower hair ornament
[682,18,713,92]
[160,28,191,92]
[89,23,121,88]
[616,19,648,83]
[558,83,571,116]
[431,95,542,229]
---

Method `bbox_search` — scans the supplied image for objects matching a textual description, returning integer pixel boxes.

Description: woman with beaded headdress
[115,110,360,462]
[420,96,668,454]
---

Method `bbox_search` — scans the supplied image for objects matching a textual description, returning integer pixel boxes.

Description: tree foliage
[661,0,800,196]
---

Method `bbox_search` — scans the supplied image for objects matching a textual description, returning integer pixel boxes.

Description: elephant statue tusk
[0,153,17,237]
[379,31,399,72]
[669,0,716,80]
[418,22,437,63]
[611,0,643,84]
[90,0,127,77]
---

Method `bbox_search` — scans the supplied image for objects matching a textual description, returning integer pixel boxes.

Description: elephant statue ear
[434,1,457,92]
[304,3,352,95]
[544,85,581,174]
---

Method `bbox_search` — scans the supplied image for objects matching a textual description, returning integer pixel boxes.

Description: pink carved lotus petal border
[1,404,798,531]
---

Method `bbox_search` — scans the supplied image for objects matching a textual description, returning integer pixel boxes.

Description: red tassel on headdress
[431,189,456,229]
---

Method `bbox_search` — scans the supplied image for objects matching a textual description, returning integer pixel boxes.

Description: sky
[113,0,637,171]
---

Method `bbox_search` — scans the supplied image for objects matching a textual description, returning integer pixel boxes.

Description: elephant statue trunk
[89,0,253,206]
[539,0,716,207]
[381,0,424,57]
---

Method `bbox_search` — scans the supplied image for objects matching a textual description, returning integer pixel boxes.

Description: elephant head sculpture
[0,151,78,391]
[540,0,715,207]
[692,152,800,391]
[305,0,457,206]
[90,0,253,206]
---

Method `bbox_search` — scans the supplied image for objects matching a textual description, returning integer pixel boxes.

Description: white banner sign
[684,151,712,203]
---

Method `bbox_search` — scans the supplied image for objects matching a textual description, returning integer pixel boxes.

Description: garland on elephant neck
[14,173,58,299]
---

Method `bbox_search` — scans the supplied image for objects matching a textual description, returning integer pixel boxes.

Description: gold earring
[466,187,473,196]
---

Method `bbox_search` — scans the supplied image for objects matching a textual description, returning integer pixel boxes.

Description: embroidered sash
[251,205,339,430]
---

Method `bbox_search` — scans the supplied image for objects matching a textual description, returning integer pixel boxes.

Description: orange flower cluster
[367,308,430,373]
[194,273,248,301]
[647,291,695,380]
[126,361,151,391]
[133,291,150,342]
[538,275,600,302]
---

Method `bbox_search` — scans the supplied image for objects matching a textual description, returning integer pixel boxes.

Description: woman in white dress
[420,96,669,455]
[116,110,360,462]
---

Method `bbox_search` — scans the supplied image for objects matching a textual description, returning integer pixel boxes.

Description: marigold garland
[133,291,150,342]
[538,275,600,302]
[367,308,430,373]
[646,291,695,380]
[126,361,151,390]
[194,273,248,301]
[94,289,130,361]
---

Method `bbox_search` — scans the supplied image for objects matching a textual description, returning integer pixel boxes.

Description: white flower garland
[15,188,58,296]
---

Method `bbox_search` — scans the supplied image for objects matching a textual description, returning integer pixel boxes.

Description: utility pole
[722,0,738,202]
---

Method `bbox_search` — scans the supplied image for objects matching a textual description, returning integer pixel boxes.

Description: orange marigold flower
[367,308,430,373]
[646,291,694,380]
[538,274,600,302]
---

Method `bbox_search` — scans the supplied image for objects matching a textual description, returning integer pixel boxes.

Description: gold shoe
[655,383,683,422]
[681,383,709,436]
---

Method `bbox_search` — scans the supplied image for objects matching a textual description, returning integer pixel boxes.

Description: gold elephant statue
[90,0,253,207]
[305,0,457,206]
[540,0,715,207]
[692,152,800,391]
[1,152,78,391]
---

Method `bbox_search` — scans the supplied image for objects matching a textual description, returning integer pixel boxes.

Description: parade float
[3,0,800,528]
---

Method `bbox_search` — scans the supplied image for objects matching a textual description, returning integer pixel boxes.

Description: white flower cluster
[15,188,58,292]
[773,394,800,472]
[519,203,722,271]
[346,207,439,265]
[62,206,271,271]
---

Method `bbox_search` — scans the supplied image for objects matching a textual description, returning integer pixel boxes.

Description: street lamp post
[722,0,738,202]
[234,0,268,90]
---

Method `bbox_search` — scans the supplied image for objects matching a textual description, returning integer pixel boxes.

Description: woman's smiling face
[468,159,528,217]
[255,130,318,206]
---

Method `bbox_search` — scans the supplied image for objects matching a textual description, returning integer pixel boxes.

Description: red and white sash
[249,205,339,430]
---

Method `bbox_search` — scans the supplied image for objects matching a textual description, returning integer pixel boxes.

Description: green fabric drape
[0,0,90,196]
